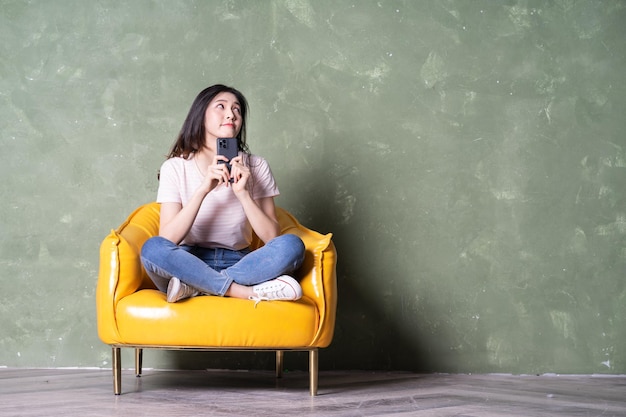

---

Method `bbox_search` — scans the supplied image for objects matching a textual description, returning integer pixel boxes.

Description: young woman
[140,84,305,304]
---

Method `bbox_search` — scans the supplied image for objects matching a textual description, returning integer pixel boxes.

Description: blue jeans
[140,234,305,296]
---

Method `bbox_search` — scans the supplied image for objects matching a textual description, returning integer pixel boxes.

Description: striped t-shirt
[157,153,279,250]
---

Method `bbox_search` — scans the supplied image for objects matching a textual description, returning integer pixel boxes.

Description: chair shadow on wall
[288,165,438,375]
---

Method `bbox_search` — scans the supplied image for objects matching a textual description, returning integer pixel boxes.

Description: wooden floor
[1,368,625,416]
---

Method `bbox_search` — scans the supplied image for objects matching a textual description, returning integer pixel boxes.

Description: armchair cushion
[115,290,319,347]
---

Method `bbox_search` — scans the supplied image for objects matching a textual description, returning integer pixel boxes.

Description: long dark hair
[167,84,250,159]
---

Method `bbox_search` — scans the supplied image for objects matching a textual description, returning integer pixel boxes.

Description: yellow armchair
[96,202,337,395]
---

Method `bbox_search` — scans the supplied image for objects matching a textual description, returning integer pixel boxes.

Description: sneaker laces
[249,276,301,308]
[249,295,269,308]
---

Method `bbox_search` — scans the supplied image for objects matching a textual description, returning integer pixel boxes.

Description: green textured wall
[2,0,626,374]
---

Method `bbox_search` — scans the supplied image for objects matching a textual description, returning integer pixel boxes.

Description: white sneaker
[167,277,199,303]
[249,275,302,306]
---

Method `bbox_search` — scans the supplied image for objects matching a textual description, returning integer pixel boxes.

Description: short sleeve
[250,156,280,200]
[156,159,182,204]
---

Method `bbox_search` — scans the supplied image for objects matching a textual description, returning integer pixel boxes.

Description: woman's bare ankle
[225,282,253,299]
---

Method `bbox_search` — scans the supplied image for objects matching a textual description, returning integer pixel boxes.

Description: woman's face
[204,92,243,146]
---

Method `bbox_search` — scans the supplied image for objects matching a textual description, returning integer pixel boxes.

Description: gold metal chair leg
[112,347,121,395]
[275,350,284,378]
[309,348,318,396]
[135,348,143,377]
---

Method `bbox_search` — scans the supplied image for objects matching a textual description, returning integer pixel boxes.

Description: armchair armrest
[275,208,338,347]
[96,203,159,344]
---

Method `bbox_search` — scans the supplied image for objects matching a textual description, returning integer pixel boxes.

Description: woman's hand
[200,155,233,192]
[228,155,251,194]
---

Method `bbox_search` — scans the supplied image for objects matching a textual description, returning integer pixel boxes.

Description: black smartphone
[217,137,238,181]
